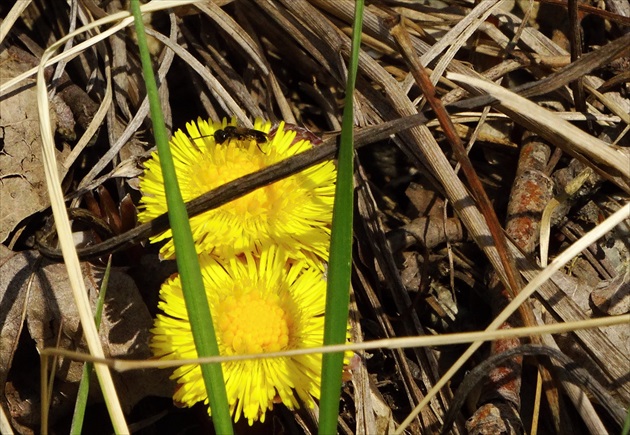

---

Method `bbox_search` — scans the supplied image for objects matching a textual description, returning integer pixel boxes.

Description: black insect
[214,126,268,145]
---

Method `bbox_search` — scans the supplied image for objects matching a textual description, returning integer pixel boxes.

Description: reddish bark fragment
[469,137,552,434]
[506,173,554,253]
[466,402,523,435]
[481,325,524,407]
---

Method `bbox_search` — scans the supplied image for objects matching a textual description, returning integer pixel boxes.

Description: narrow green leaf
[318,1,364,434]
[622,408,630,435]
[129,2,233,434]
[70,257,112,435]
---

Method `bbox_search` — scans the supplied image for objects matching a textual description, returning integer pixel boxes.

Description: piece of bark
[466,402,523,435]
[469,136,554,434]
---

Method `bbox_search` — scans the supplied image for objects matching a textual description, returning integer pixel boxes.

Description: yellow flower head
[138,118,336,260]
[150,246,348,425]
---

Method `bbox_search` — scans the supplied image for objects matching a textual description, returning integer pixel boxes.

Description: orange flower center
[217,292,290,354]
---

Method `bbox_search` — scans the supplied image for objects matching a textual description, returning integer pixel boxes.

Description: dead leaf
[0,249,173,430]
[0,49,70,244]
[0,245,35,388]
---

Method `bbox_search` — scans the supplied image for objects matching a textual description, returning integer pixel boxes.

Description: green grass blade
[129,2,232,433]
[70,256,112,435]
[318,1,364,434]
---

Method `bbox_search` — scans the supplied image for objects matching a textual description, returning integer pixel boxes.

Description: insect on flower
[214,126,268,147]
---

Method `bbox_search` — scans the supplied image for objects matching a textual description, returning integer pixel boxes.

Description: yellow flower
[150,246,348,425]
[138,118,336,260]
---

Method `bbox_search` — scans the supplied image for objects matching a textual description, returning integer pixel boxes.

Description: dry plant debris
[0,0,628,434]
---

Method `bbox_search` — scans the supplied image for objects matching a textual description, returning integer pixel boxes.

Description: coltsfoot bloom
[138,118,336,260]
[150,246,348,425]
